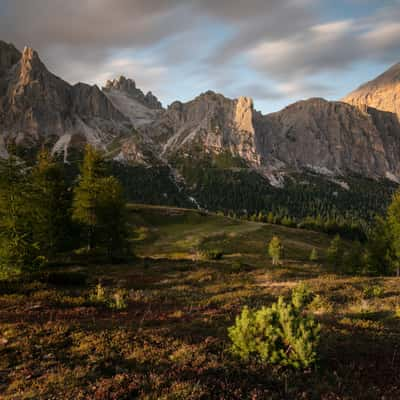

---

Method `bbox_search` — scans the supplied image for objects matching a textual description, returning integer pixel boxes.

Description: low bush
[228,285,320,370]
[291,282,314,310]
[199,249,223,260]
[229,260,249,273]
[90,282,107,304]
[89,283,128,310]
[363,285,384,299]
[110,288,128,310]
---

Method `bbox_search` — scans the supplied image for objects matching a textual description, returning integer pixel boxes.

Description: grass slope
[1,205,400,399]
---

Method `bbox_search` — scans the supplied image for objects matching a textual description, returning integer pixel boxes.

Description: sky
[0,0,399,113]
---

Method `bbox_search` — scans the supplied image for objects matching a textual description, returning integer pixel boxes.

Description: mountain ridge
[1,40,400,186]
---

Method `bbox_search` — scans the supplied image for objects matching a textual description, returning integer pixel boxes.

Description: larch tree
[0,151,36,276]
[72,145,127,257]
[31,148,70,258]
[268,236,283,266]
[387,191,400,276]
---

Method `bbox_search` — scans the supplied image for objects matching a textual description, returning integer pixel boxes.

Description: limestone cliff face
[103,76,162,110]
[102,76,163,128]
[0,42,131,158]
[143,91,260,165]
[257,98,400,179]
[141,91,400,180]
[342,63,400,121]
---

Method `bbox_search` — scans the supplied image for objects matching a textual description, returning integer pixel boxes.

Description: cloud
[248,4,400,82]
[0,0,400,111]
[0,0,191,49]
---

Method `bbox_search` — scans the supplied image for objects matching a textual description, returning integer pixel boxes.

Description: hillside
[1,205,400,399]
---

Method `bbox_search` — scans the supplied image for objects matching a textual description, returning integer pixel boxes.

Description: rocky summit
[1,40,400,184]
[0,42,131,160]
[343,63,400,121]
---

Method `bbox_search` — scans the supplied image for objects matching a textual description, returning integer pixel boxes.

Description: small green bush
[110,288,128,310]
[89,283,129,310]
[291,282,314,310]
[228,286,320,370]
[200,249,223,260]
[363,285,384,299]
[309,248,318,262]
[229,260,249,273]
[90,283,107,304]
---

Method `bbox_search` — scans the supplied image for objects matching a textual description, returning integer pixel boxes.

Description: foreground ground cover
[1,206,400,399]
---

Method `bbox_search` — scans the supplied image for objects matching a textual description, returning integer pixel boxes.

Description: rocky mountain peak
[105,75,136,93]
[0,41,20,77]
[103,75,162,110]
[18,46,48,85]
[343,62,400,122]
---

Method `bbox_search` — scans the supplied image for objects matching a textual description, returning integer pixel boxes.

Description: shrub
[268,236,283,265]
[363,285,384,299]
[229,260,249,273]
[291,282,314,310]
[90,282,107,303]
[327,235,344,267]
[200,249,223,260]
[309,248,318,262]
[228,287,320,370]
[110,288,128,310]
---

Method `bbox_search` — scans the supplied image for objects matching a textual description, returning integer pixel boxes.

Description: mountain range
[0,40,399,217]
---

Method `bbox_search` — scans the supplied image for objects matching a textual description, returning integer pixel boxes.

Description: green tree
[0,152,37,276]
[309,248,318,262]
[228,286,320,370]
[268,236,283,265]
[387,192,400,276]
[327,234,343,267]
[364,217,393,276]
[31,149,70,257]
[72,145,107,251]
[96,176,128,257]
[342,240,363,274]
[72,145,127,257]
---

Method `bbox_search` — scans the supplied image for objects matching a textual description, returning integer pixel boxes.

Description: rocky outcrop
[0,42,131,159]
[0,41,20,78]
[257,98,400,180]
[140,90,400,180]
[103,76,162,110]
[102,76,163,128]
[143,91,260,165]
[343,62,400,122]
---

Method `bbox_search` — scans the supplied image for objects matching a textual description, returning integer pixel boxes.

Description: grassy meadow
[1,205,400,399]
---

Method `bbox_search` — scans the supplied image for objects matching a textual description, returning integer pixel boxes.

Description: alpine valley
[1,40,400,226]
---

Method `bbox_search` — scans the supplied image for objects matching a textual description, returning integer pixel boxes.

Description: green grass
[1,204,400,399]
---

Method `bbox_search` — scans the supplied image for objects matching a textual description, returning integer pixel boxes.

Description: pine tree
[342,240,363,274]
[96,176,128,257]
[327,234,343,267]
[72,145,107,251]
[387,191,400,276]
[72,145,127,257]
[268,236,283,265]
[309,248,318,262]
[31,149,70,257]
[364,217,393,276]
[0,152,37,276]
